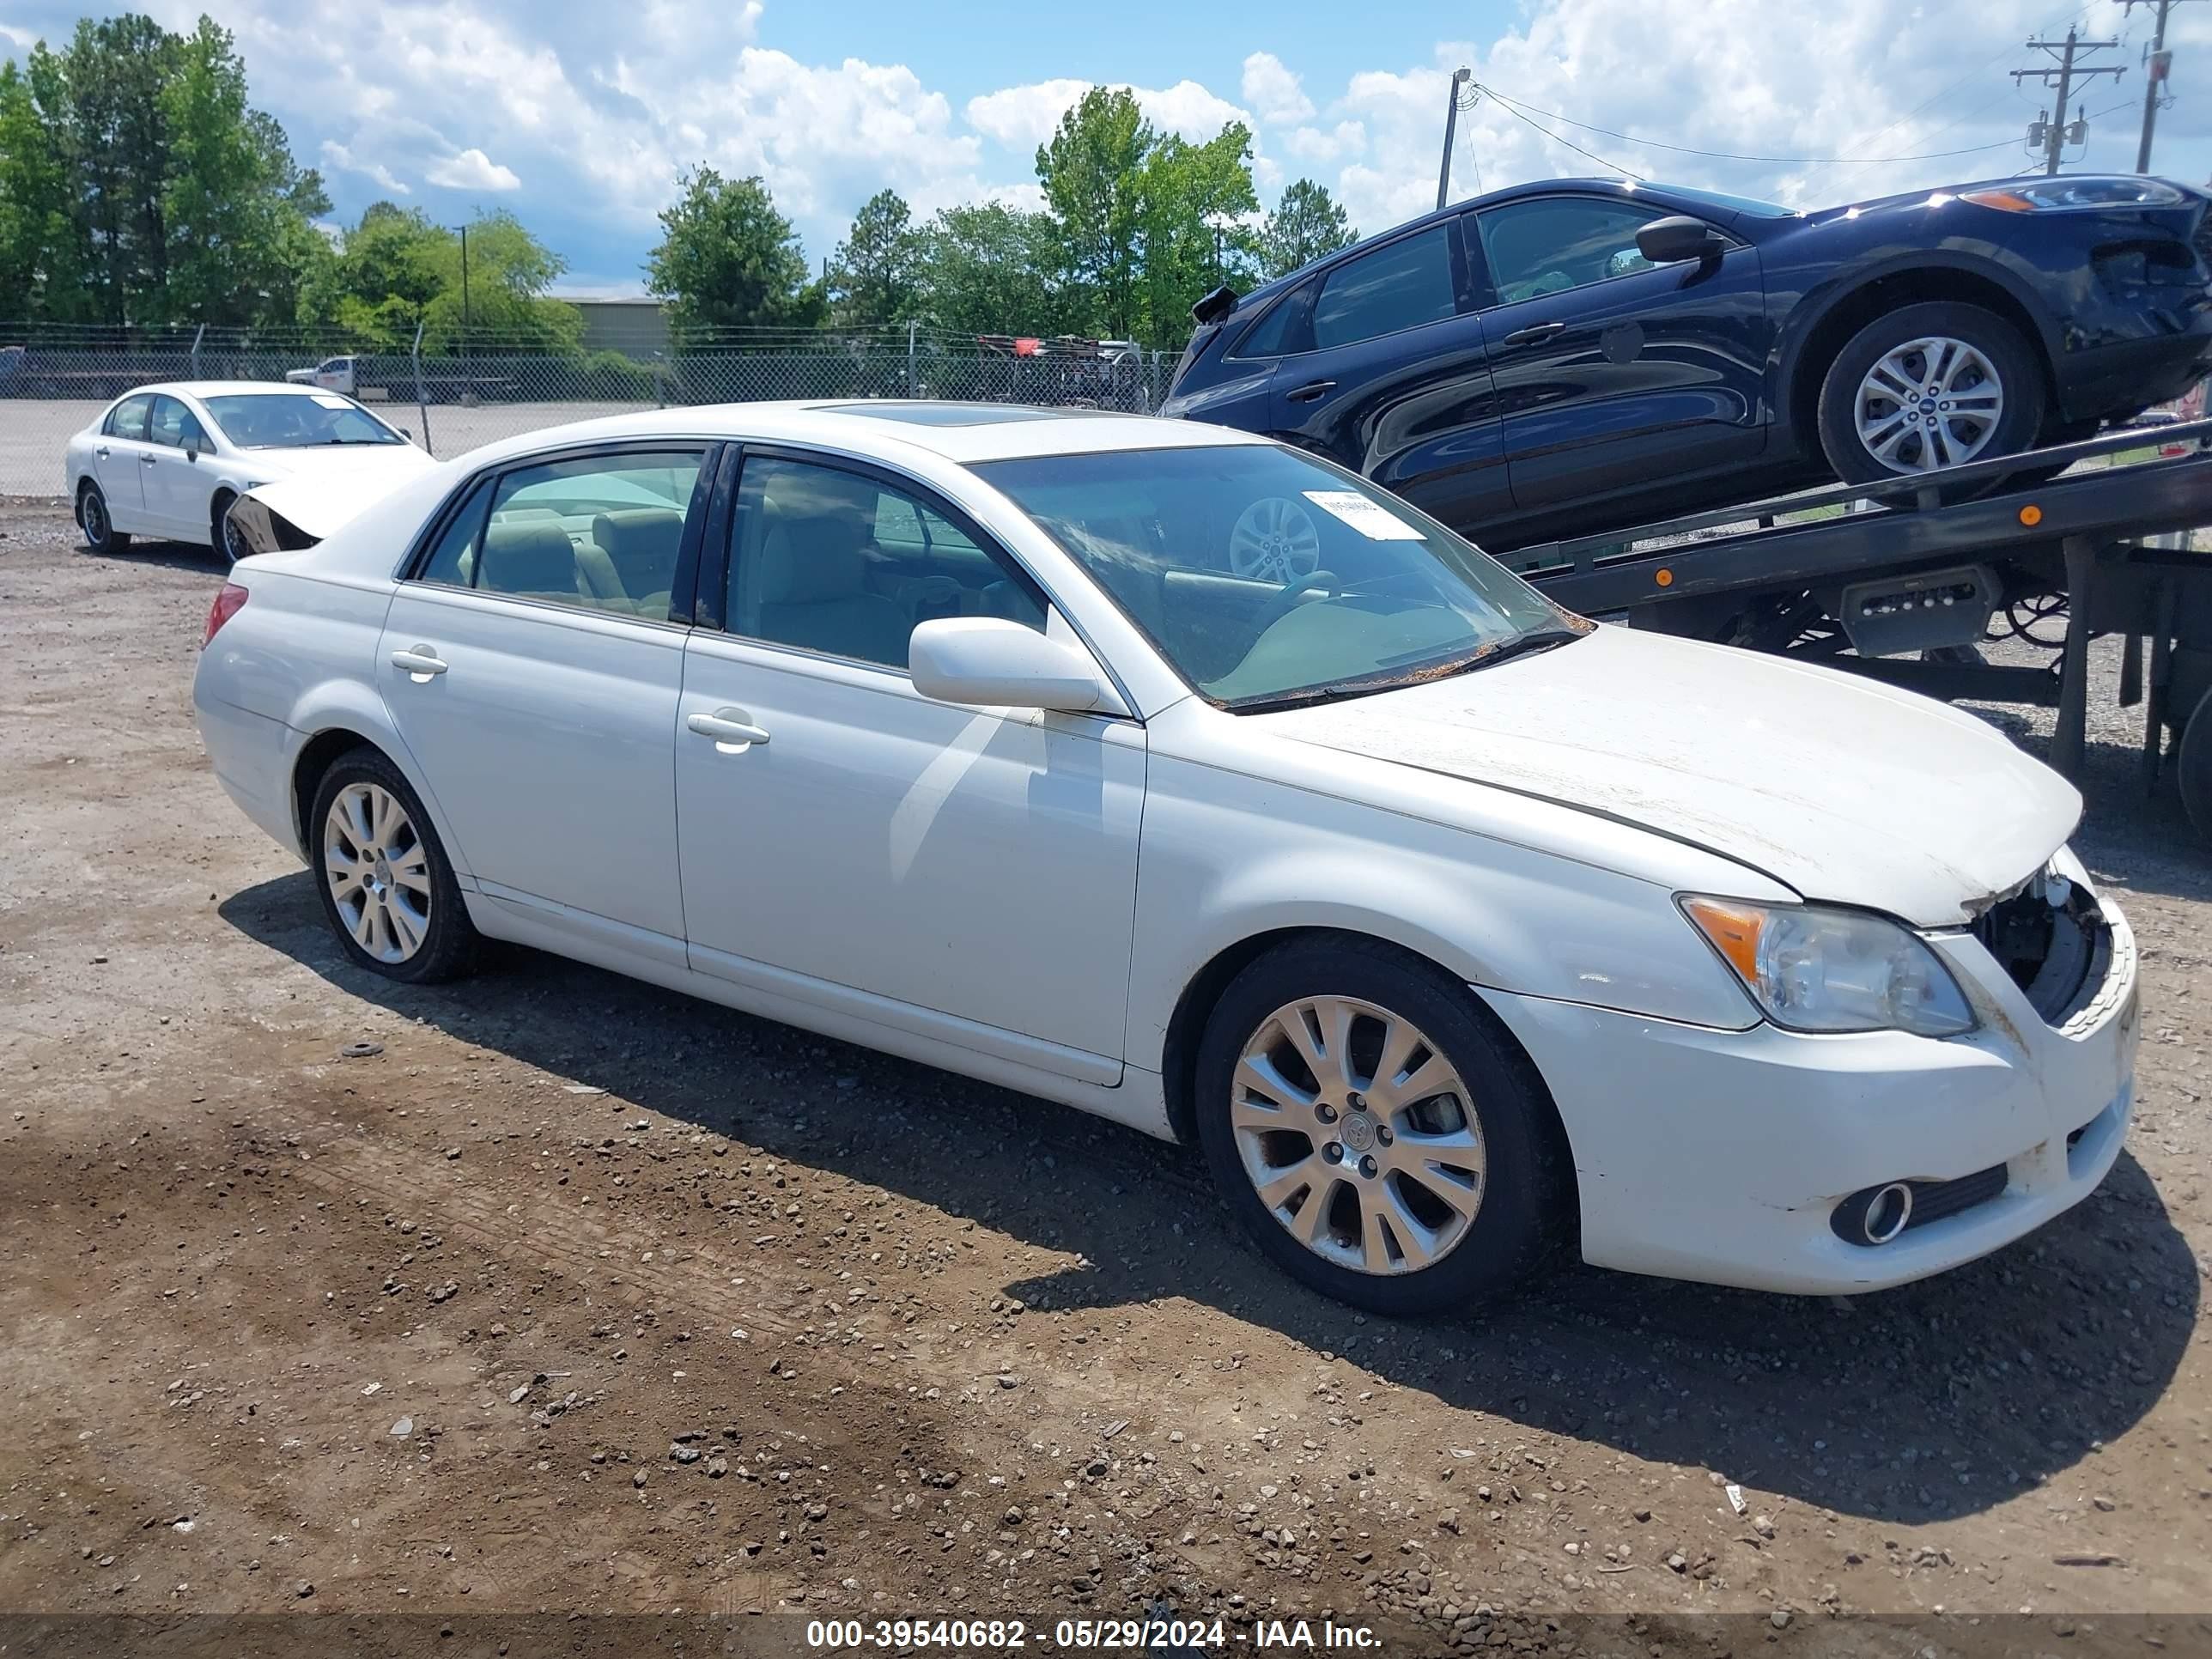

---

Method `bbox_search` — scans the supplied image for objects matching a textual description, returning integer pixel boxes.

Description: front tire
[212,490,246,566]
[1816,301,2045,484]
[308,748,479,983]
[77,482,131,553]
[1193,937,1562,1316]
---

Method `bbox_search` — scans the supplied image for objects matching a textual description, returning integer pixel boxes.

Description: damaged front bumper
[1475,866,2140,1296]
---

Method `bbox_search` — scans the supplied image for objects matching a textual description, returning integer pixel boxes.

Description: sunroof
[817,402,1109,427]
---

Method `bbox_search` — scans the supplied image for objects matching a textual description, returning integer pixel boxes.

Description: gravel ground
[1,499,2208,1652]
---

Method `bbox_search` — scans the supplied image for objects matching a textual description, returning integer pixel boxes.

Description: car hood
[1248,625,2080,927]
[237,451,438,542]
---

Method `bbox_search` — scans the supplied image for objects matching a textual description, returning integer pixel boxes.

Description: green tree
[646,167,823,336]
[160,17,330,324]
[1260,179,1356,279]
[827,188,921,329]
[1035,88,1154,339]
[0,12,331,326]
[913,201,1072,337]
[1138,124,1261,348]
[300,203,577,349]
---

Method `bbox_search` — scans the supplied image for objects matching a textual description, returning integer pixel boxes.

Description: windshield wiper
[1447,624,1586,674]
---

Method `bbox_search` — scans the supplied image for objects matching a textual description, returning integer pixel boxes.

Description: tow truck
[1492,420,2212,844]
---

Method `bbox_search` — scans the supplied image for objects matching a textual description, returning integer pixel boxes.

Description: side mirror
[1636,216,1725,264]
[909,617,1104,713]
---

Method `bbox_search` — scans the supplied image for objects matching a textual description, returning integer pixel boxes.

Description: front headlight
[1963,178,2189,213]
[1679,896,1976,1036]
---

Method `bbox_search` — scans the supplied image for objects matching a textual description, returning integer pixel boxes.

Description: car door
[675,447,1144,1084]
[93,393,155,526]
[1470,194,1771,519]
[1265,221,1510,538]
[375,443,713,963]
[142,394,213,537]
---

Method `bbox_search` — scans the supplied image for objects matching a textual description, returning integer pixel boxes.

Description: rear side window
[105,394,153,439]
[1231,286,1315,359]
[413,449,704,621]
[1310,226,1457,350]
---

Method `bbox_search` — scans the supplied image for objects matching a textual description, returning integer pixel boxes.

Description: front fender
[1124,757,1769,1075]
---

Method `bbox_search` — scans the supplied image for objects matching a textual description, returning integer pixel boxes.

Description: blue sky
[8,1,2210,295]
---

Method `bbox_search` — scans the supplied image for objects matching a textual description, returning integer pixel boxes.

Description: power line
[1476,84,2024,166]
[1480,93,1651,180]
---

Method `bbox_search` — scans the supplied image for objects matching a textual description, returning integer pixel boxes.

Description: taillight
[203,581,248,647]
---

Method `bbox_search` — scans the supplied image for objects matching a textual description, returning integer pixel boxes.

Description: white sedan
[190,402,2140,1314]
[64,380,437,563]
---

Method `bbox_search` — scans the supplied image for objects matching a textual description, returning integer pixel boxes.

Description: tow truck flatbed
[1492,419,2212,842]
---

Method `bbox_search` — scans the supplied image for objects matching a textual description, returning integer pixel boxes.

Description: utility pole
[1437,67,1471,210]
[2124,0,2194,172]
[2013,27,2124,174]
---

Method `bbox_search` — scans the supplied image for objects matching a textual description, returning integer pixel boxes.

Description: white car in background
[191,401,2139,1315]
[64,381,435,563]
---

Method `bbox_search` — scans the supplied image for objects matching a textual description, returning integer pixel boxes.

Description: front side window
[105,393,153,440]
[416,450,703,620]
[148,395,205,450]
[1477,198,1672,303]
[726,456,1043,671]
[201,392,404,449]
[975,444,1581,710]
[1310,226,1458,351]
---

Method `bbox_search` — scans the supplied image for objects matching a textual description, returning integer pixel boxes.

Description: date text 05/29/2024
[803,1617,1384,1649]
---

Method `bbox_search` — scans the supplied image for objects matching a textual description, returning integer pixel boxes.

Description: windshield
[975,445,1584,710]
[202,392,404,449]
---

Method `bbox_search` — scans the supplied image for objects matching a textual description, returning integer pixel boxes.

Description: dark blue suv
[1162,175,2212,549]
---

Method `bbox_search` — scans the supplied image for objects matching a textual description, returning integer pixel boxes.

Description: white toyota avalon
[191,402,2140,1315]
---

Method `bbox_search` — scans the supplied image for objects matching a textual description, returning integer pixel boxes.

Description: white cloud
[1241,52,1312,126]
[965,76,1255,151]
[1284,120,1366,167]
[426,147,521,191]
[965,78,1091,149]
[320,139,410,195]
[0,21,34,51]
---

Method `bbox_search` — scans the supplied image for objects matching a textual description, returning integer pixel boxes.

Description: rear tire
[1816,301,2046,486]
[77,481,131,553]
[307,748,479,984]
[1193,936,1563,1316]
[2180,685,2212,845]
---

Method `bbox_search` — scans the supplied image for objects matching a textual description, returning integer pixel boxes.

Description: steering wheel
[1248,569,1340,637]
[1228,496,1322,581]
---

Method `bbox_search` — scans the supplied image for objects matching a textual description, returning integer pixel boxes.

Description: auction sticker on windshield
[1301,489,1423,539]
[309,393,352,409]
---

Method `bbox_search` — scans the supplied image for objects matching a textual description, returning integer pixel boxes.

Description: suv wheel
[1816,301,2045,483]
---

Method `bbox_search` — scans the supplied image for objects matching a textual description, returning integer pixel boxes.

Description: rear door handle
[688,708,772,749]
[94,445,110,459]
[141,453,158,465]
[1501,322,1566,346]
[1284,380,1336,404]
[390,646,447,678]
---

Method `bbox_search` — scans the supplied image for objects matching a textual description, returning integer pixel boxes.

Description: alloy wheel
[1854,335,2004,473]
[1227,497,1322,581]
[323,781,433,963]
[1231,994,1486,1275]
[82,490,106,546]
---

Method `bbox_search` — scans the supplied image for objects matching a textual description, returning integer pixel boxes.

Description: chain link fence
[0,323,1178,495]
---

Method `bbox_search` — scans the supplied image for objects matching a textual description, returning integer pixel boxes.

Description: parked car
[64,381,436,562]
[287,355,359,395]
[193,402,2138,1315]
[1164,174,2212,550]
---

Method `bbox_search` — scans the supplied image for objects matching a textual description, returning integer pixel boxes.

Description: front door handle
[1284,379,1337,404]
[141,453,158,465]
[1501,321,1566,346]
[688,708,772,749]
[390,646,447,678]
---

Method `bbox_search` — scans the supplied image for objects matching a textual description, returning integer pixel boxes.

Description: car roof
[118,380,334,401]
[444,400,1278,466]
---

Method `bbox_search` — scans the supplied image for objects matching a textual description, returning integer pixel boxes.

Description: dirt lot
[2,498,2209,1653]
